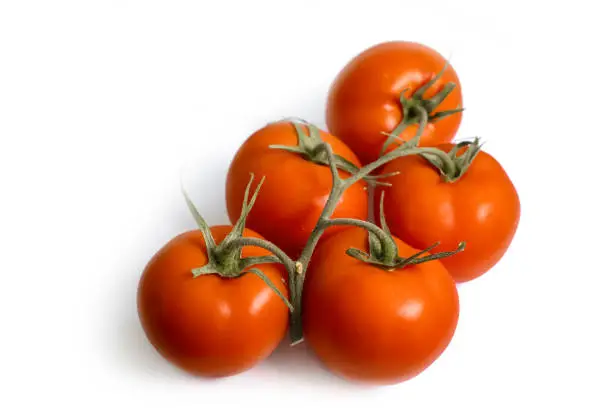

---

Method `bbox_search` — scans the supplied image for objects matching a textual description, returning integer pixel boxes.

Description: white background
[1,0,611,406]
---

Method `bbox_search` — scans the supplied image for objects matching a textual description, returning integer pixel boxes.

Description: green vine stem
[323,218,397,264]
[286,140,466,343]
[182,111,476,345]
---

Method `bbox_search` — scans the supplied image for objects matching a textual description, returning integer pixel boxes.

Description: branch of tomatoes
[194,112,472,344]
[175,103,480,346]
[138,40,521,383]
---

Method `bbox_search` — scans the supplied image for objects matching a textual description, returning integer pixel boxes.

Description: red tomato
[326,41,462,164]
[377,144,520,282]
[302,227,459,384]
[226,121,368,258]
[137,227,289,377]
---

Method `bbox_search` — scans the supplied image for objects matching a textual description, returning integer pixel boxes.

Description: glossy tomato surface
[226,121,368,258]
[326,41,462,164]
[137,227,289,377]
[302,228,459,385]
[377,145,520,282]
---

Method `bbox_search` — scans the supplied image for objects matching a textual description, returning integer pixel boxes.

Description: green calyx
[270,120,396,187]
[183,174,294,311]
[270,120,360,172]
[418,137,483,182]
[345,191,466,270]
[380,62,464,155]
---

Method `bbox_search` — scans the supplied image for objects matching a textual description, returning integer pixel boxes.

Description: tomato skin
[137,227,289,377]
[226,121,368,258]
[302,228,459,385]
[326,41,462,164]
[377,145,520,282]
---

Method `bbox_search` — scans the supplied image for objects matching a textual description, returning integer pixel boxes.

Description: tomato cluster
[137,41,520,385]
